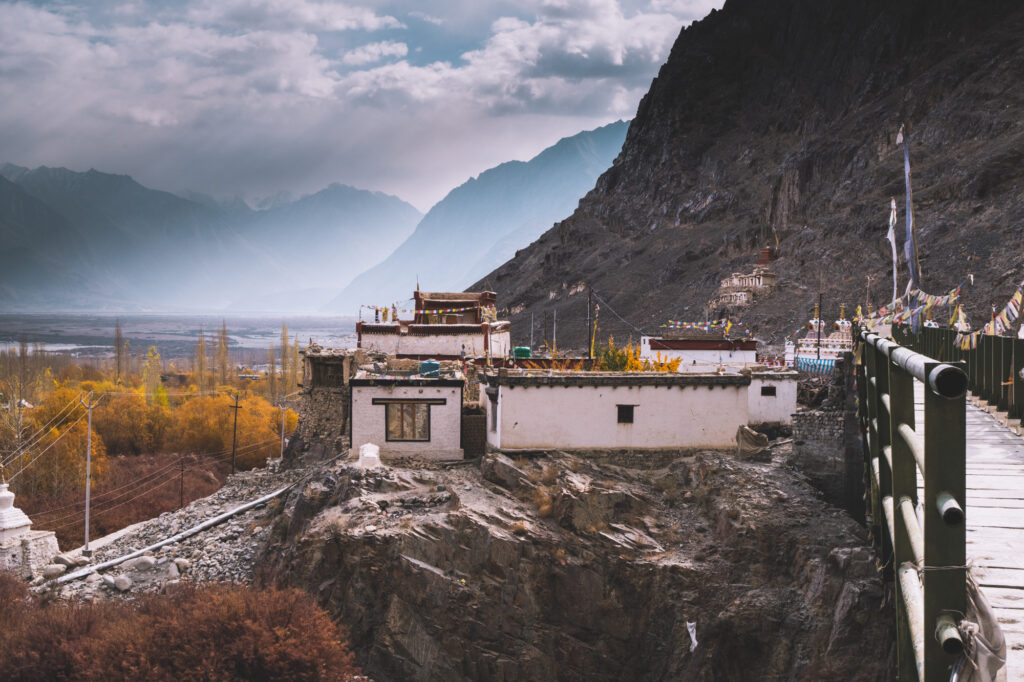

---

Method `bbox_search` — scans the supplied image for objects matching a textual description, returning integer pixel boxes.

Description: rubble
[38,466,305,601]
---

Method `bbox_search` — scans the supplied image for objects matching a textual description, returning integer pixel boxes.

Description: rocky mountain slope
[0,164,420,311]
[325,121,628,314]
[259,450,893,681]
[474,0,1024,348]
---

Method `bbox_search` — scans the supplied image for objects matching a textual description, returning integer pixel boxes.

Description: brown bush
[0,573,361,681]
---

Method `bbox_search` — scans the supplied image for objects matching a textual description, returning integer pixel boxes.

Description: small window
[386,402,430,441]
[617,404,634,424]
[760,385,777,397]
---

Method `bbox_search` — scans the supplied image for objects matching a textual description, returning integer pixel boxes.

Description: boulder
[113,575,133,592]
[42,564,67,579]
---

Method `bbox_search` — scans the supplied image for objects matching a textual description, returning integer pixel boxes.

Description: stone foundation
[790,353,863,518]
[0,530,59,579]
[287,387,351,462]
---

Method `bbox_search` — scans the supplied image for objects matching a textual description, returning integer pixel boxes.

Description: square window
[617,404,634,424]
[760,385,777,397]
[386,402,430,441]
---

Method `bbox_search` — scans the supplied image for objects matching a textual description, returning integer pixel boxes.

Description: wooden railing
[856,329,969,681]
[893,325,1024,422]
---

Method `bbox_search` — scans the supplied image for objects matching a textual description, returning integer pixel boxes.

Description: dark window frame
[760,385,777,397]
[617,404,635,424]
[372,398,446,443]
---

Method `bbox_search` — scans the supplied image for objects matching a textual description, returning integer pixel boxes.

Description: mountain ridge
[473,0,1024,348]
[324,120,629,314]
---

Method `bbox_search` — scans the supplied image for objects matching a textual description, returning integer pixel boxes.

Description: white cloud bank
[0,0,723,209]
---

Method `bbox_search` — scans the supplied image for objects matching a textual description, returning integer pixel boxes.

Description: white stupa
[0,483,32,542]
[0,481,59,578]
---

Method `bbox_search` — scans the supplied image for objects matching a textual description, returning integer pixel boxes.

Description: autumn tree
[194,327,208,393]
[280,322,289,394]
[142,346,165,405]
[291,335,301,394]
[8,388,107,498]
[93,392,170,456]
[216,321,229,386]
[113,319,124,384]
[267,343,278,404]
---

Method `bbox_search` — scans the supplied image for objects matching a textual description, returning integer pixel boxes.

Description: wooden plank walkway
[916,383,1024,678]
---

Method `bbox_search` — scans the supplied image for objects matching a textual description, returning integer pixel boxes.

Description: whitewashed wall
[484,383,748,450]
[360,329,510,358]
[351,384,463,459]
[747,372,798,425]
[639,338,756,370]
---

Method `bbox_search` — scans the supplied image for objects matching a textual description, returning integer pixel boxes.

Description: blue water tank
[419,360,441,377]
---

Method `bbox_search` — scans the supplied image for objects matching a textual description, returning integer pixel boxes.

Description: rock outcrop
[474,0,1024,347]
[259,450,895,681]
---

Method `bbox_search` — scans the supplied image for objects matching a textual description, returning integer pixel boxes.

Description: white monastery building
[350,376,465,460]
[357,290,511,360]
[639,334,758,371]
[482,369,796,452]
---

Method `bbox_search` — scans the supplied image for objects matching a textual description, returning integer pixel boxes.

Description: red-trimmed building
[356,290,511,361]
[640,331,757,370]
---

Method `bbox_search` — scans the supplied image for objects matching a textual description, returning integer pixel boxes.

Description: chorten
[0,483,32,542]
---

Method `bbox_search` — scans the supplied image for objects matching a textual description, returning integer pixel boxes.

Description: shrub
[0,575,361,681]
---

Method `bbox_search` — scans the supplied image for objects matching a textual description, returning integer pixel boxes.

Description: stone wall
[0,531,59,579]
[286,387,351,463]
[790,353,863,518]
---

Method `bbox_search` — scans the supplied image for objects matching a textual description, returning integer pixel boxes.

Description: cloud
[408,10,443,26]
[342,40,408,65]
[338,0,698,115]
[188,0,404,32]
[0,0,725,209]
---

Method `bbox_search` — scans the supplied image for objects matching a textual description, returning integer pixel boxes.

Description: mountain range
[0,163,421,312]
[0,120,629,314]
[474,0,1024,348]
[323,121,628,314]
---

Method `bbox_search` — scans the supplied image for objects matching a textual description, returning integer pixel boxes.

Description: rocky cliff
[258,451,894,681]
[474,0,1024,348]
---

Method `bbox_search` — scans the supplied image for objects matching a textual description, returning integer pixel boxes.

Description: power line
[6,412,88,483]
[2,392,83,467]
[592,291,649,337]
[32,440,277,527]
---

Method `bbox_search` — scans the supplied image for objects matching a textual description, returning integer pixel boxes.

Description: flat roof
[351,377,465,387]
[487,370,749,388]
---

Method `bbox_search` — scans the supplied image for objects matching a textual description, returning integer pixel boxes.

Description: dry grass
[530,486,555,518]
[17,453,228,551]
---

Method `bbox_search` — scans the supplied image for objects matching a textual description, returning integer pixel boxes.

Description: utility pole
[228,392,241,475]
[553,309,557,352]
[179,456,184,509]
[587,287,593,359]
[79,392,99,557]
[529,312,534,350]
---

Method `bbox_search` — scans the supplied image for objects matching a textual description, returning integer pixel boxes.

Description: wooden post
[922,360,967,681]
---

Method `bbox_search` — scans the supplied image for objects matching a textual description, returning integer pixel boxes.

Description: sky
[0,0,724,211]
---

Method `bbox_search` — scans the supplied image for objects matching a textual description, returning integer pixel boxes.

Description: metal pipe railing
[857,326,967,682]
